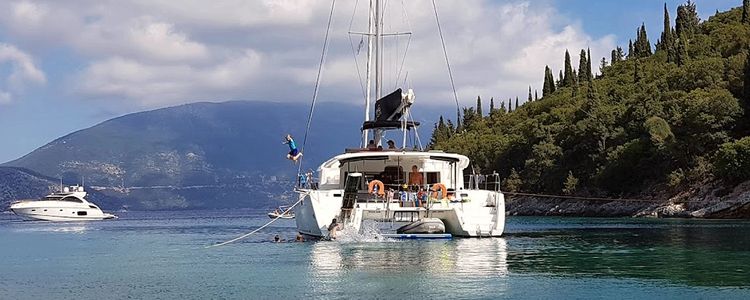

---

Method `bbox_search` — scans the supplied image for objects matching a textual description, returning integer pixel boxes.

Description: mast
[363,0,374,146]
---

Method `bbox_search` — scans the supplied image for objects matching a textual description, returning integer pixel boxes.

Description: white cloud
[0,43,46,104]
[0,0,616,110]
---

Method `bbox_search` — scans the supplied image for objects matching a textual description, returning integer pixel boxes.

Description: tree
[599,57,608,76]
[557,70,564,88]
[611,46,624,65]
[508,98,513,112]
[562,171,579,195]
[633,24,652,58]
[578,49,588,83]
[535,90,539,101]
[515,97,519,110]
[501,168,522,193]
[528,86,533,102]
[500,101,506,112]
[659,3,674,52]
[543,66,553,96]
[587,48,593,80]
[489,97,495,113]
[676,1,699,39]
[676,32,689,66]
[564,50,574,87]
[476,96,483,117]
[744,0,750,24]
[628,40,634,58]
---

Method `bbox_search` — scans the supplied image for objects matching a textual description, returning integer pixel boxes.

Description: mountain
[2,100,447,210]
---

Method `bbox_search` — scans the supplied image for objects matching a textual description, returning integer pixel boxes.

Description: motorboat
[293,1,505,239]
[268,206,295,219]
[9,185,117,221]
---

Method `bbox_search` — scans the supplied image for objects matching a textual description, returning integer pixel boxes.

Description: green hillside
[431,2,750,200]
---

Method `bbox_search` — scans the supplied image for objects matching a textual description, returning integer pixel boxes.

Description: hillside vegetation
[431,2,750,199]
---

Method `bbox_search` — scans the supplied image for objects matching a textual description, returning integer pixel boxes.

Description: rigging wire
[297,0,337,177]
[206,0,336,248]
[431,0,461,128]
[347,0,368,101]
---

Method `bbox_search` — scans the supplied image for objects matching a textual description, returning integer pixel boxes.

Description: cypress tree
[543,66,553,96]
[578,49,588,83]
[508,98,513,112]
[535,90,539,101]
[476,96,483,117]
[500,101,506,113]
[563,50,574,87]
[676,1,699,39]
[599,57,607,76]
[744,0,750,24]
[628,40,634,58]
[528,86,533,102]
[515,96,519,109]
[549,69,556,93]
[676,32,689,66]
[587,48,593,81]
[634,24,652,58]
[557,70,564,88]
[660,3,674,52]
[489,97,495,113]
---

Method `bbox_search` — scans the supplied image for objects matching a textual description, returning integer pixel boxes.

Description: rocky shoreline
[506,181,750,219]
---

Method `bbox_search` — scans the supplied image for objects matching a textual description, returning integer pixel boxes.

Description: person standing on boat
[284,134,302,162]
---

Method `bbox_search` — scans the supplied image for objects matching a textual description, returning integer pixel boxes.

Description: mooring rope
[206,195,306,248]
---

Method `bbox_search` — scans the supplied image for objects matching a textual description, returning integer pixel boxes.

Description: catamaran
[293,0,505,238]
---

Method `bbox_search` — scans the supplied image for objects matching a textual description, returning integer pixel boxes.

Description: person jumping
[284,134,303,162]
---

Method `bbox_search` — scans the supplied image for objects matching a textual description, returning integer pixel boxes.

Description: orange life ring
[368,180,385,196]
[431,183,447,199]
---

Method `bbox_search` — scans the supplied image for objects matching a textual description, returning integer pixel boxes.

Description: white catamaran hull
[295,189,505,238]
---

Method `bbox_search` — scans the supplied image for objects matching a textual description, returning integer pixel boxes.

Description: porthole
[31,209,36,212]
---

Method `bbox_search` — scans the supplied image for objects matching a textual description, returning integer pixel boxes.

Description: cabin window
[89,205,97,209]
[426,172,440,185]
[62,197,83,203]
[77,211,87,216]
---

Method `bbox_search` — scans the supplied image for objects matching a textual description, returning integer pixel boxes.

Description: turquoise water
[0,210,749,299]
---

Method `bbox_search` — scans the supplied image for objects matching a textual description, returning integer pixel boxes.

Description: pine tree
[535,90,539,101]
[476,96,483,117]
[563,50,574,87]
[489,97,495,113]
[562,171,579,195]
[508,98,513,112]
[578,49,588,83]
[744,0,750,24]
[633,24,652,58]
[528,86,533,102]
[500,101,506,113]
[676,1,699,39]
[599,57,607,76]
[611,46,624,65]
[515,96,519,110]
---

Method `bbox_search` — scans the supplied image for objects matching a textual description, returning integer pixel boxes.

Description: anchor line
[206,194,307,248]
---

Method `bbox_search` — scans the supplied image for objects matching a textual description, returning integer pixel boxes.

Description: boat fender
[368,180,385,196]
[431,183,447,200]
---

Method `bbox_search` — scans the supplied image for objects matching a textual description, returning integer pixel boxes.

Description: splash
[334,220,398,243]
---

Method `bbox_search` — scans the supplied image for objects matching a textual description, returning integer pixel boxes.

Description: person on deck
[367,140,377,149]
[387,140,396,149]
[409,165,423,188]
[284,134,303,162]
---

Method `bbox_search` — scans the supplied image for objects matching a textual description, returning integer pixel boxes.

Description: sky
[0,0,742,163]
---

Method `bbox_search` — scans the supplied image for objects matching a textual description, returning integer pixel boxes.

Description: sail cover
[374,88,403,121]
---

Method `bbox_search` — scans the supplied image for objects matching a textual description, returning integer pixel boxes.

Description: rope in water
[205,196,306,248]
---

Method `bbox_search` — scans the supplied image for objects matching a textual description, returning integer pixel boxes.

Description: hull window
[77,211,88,216]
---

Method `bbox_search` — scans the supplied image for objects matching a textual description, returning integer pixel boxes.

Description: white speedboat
[268,206,295,219]
[294,1,505,239]
[10,185,117,221]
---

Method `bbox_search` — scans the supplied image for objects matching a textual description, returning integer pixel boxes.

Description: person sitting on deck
[367,139,377,149]
[284,134,303,162]
[387,140,396,149]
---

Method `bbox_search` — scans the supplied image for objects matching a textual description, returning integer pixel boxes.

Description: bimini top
[320,150,470,170]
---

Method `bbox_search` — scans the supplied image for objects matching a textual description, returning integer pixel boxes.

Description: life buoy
[368,180,385,196]
[431,183,447,200]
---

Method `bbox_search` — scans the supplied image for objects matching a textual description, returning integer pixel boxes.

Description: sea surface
[0,210,749,299]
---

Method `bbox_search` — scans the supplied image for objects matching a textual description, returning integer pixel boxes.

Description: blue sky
[0,0,743,163]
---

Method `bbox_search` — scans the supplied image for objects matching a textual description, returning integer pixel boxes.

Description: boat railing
[464,173,501,192]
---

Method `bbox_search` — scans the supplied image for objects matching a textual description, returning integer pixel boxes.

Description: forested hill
[430,1,750,201]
